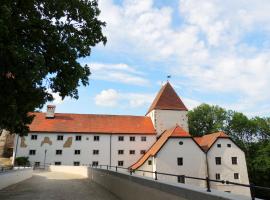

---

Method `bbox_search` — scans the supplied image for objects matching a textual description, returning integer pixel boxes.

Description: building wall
[155,138,207,187]
[134,157,155,179]
[207,138,250,196]
[111,135,156,169]
[147,110,188,136]
[15,133,156,168]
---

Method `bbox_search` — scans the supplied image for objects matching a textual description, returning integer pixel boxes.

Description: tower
[146,82,188,136]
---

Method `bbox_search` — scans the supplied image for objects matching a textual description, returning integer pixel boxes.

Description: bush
[15,157,30,166]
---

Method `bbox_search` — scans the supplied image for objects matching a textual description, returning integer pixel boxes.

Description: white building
[13,82,250,196]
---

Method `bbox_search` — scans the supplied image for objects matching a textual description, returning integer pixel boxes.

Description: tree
[187,103,227,136]
[0,0,106,135]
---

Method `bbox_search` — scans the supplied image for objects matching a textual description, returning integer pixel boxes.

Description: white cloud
[88,62,149,86]
[94,88,154,108]
[47,89,66,105]
[96,0,270,116]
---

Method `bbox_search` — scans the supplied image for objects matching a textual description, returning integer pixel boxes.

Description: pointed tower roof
[146,82,188,115]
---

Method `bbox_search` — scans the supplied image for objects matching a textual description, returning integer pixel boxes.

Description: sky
[44,0,270,117]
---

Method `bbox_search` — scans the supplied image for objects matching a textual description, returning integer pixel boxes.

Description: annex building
[13,82,250,197]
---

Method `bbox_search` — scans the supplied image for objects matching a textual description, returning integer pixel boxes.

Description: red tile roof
[29,112,155,135]
[130,125,190,170]
[194,132,229,151]
[146,82,188,114]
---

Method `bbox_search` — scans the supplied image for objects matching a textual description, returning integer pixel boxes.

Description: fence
[91,164,270,200]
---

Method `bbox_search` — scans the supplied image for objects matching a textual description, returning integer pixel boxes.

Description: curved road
[0,171,119,200]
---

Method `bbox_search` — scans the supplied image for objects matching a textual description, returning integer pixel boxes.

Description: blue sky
[44,0,270,117]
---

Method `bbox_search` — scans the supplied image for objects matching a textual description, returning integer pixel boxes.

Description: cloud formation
[96,0,270,116]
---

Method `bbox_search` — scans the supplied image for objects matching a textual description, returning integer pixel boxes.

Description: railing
[0,165,32,173]
[90,164,270,200]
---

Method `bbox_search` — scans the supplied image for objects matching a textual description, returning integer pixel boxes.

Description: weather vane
[167,75,171,82]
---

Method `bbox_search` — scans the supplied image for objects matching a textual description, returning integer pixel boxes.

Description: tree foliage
[0,0,106,135]
[188,103,270,199]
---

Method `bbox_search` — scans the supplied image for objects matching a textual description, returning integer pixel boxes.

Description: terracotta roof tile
[130,125,190,170]
[194,132,229,151]
[146,82,188,114]
[29,112,155,135]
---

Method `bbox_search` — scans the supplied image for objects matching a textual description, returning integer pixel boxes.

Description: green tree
[187,103,227,136]
[0,0,106,135]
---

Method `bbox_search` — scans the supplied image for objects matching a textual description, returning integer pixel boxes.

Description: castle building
[13,82,250,196]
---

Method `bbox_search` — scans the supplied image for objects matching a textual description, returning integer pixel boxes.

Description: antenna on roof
[167,75,171,82]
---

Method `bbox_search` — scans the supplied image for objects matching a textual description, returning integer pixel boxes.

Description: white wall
[207,138,250,197]
[49,165,89,177]
[156,138,207,187]
[147,110,188,136]
[15,133,156,169]
[135,157,155,178]
[0,168,33,190]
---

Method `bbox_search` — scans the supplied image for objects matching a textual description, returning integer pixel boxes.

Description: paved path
[0,171,120,200]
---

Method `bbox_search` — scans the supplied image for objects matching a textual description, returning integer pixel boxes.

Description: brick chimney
[46,105,56,118]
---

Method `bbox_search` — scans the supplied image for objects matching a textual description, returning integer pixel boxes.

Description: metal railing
[90,164,270,200]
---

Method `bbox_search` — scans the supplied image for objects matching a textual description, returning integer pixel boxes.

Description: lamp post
[44,149,47,169]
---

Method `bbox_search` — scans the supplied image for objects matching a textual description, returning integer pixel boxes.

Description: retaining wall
[0,167,33,190]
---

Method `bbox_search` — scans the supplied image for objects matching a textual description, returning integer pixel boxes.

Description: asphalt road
[0,171,119,200]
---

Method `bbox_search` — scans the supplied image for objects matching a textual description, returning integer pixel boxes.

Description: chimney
[46,105,56,119]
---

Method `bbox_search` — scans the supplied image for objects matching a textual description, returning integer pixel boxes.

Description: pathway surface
[0,171,120,200]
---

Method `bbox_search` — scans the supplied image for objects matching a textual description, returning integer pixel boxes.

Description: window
[29,150,36,155]
[216,173,221,180]
[148,160,152,165]
[232,157,238,165]
[215,157,221,165]
[73,161,80,166]
[57,135,63,140]
[34,162,40,167]
[75,135,82,141]
[118,161,124,166]
[31,135,37,140]
[177,157,183,166]
[234,173,239,179]
[74,150,81,155]
[130,150,135,155]
[92,161,99,166]
[94,136,99,141]
[130,136,135,141]
[55,162,61,165]
[179,141,183,145]
[118,150,124,155]
[227,144,231,147]
[140,150,146,154]
[141,136,146,141]
[177,176,185,183]
[93,150,99,155]
[56,150,62,155]
[118,136,124,141]
[217,144,221,148]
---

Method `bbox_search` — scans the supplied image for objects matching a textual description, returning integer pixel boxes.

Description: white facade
[207,138,250,196]
[15,133,156,168]
[147,110,189,136]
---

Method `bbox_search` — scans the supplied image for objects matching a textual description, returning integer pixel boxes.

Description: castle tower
[146,82,188,136]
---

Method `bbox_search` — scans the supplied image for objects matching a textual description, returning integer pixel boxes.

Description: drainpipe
[205,151,211,188]
[109,134,112,167]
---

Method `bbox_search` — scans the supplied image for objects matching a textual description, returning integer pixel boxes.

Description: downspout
[205,151,210,188]
[109,134,112,166]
